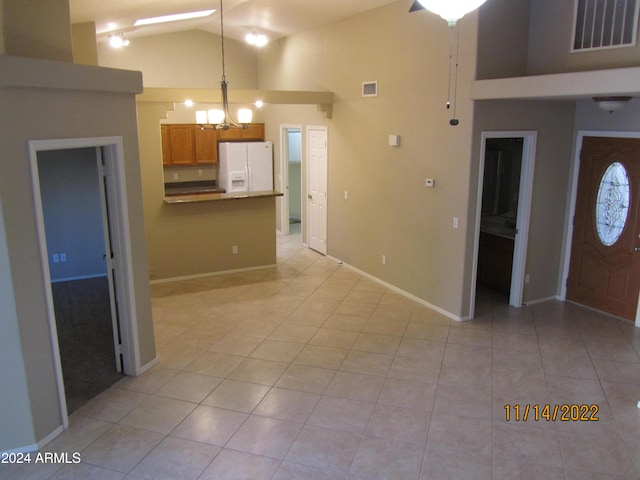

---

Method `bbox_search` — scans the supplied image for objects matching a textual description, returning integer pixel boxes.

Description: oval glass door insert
[595,161,630,246]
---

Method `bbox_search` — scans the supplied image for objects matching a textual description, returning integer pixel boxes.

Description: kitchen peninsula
[164,189,282,204]
[137,101,284,282]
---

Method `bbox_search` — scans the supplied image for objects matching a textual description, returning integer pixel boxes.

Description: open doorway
[29,136,139,429]
[472,131,537,315]
[35,147,123,414]
[280,126,303,236]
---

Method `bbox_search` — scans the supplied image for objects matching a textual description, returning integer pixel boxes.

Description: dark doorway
[37,148,122,413]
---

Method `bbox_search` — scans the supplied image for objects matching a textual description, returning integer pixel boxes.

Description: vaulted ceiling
[70,0,403,44]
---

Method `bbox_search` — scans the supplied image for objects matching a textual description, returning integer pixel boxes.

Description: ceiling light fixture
[134,9,215,27]
[245,31,268,47]
[593,96,632,113]
[414,0,488,26]
[196,0,252,130]
[108,32,130,48]
[411,0,489,126]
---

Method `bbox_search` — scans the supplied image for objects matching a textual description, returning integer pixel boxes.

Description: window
[572,0,640,51]
[595,161,630,246]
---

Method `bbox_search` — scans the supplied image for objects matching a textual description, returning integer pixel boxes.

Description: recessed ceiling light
[134,9,215,27]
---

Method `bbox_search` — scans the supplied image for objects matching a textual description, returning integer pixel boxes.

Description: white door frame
[306,126,328,254]
[470,131,537,317]
[560,130,640,326]
[279,124,303,236]
[28,136,140,428]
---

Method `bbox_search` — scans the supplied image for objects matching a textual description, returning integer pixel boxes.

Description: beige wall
[0,57,155,450]
[71,21,99,65]
[259,2,478,317]
[476,0,531,79]
[99,29,258,89]
[0,193,35,450]
[2,0,73,61]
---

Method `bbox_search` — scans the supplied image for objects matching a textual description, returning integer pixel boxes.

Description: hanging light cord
[216,0,244,129]
[446,26,453,110]
[219,0,227,83]
[446,23,461,126]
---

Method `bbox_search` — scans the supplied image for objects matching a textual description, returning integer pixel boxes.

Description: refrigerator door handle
[246,164,251,192]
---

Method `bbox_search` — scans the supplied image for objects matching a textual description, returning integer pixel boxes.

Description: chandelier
[196,0,252,130]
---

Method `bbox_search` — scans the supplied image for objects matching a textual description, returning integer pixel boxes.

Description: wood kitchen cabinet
[161,124,195,166]
[194,127,217,164]
[477,232,514,293]
[162,123,265,166]
[217,123,265,141]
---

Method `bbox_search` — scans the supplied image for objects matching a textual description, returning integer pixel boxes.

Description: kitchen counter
[480,215,517,240]
[164,189,283,204]
[164,181,223,196]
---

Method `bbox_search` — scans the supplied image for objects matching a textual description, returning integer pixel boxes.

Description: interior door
[567,136,640,321]
[307,127,328,254]
[97,148,122,372]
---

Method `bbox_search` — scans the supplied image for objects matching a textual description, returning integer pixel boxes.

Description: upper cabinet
[217,123,265,141]
[162,124,265,166]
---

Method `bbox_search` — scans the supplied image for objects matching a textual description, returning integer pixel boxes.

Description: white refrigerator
[218,141,274,193]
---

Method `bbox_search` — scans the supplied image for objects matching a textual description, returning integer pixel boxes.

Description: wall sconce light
[593,96,632,113]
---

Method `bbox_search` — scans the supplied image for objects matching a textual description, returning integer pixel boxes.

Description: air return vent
[362,81,378,97]
[572,0,640,51]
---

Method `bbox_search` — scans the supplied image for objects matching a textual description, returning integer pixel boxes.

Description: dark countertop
[164,181,224,196]
[164,190,283,204]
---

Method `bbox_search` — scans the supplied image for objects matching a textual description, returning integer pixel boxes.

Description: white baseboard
[523,295,558,306]
[137,356,159,376]
[1,424,65,455]
[51,273,108,284]
[149,264,277,285]
[327,255,463,322]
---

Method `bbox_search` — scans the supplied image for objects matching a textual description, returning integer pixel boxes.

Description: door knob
[635,246,640,251]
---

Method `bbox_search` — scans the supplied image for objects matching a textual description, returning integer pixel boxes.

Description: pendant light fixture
[411,0,489,126]
[196,0,252,130]
[414,0,488,26]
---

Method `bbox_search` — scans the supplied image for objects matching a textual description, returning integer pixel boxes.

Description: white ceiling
[70,0,403,44]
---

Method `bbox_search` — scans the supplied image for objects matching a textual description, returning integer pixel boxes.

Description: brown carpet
[52,277,124,414]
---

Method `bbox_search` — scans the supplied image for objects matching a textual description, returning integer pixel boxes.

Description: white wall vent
[362,81,378,97]
[572,0,640,51]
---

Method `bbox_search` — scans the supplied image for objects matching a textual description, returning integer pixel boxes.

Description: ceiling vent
[362,81,378,97]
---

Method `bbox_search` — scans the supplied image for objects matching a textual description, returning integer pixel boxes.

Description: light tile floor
[4,228,640,479]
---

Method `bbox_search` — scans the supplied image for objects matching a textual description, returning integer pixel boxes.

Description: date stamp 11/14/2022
[504,404,600,422]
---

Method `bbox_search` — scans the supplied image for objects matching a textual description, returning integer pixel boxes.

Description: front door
[567,136,640,321]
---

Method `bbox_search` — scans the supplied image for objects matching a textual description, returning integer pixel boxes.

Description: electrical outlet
[453,217,459,229]
[60,253,67,262]
[52,253,59,263]
[344,190,349,200]
[232,245,238,254]
[173,173,179,180]
[524,273,530,284]
[381,254,386,265]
